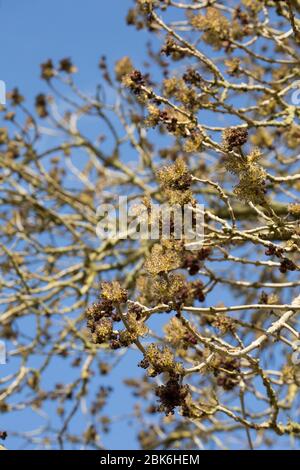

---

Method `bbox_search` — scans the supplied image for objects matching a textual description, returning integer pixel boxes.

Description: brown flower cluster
[35,94,48,118]
[210,353,241,391]
[86,281,149,349]
[40,57,77,80]
[122,69,148,99]
[191,7,230,49]
[182,247,211,276]
[164,317,197,348]
[115,56,134,81]
[222,127,248,152]
[157,157,192,191]
[156,157,193,205]
[265,246,297,274]
[101,281,128,304]
[144,242,183,276]
[223,142,267,205]
[86,281,126,344]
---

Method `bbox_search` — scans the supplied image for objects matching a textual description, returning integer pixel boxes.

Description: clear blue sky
[0,0,294,451]
[0,0,147,101]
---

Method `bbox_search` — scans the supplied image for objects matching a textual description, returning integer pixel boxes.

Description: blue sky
[0,0,147,101]
[0,0,150,450]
